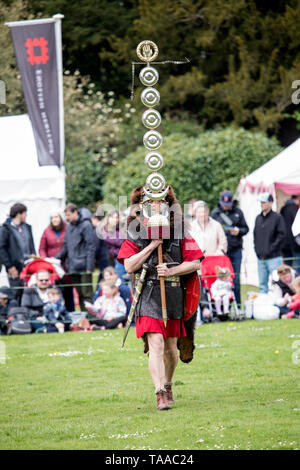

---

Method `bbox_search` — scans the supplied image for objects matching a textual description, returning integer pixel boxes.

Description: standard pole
[53,14,65,168]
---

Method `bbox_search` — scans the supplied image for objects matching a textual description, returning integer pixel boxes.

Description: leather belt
[135,273,180,287]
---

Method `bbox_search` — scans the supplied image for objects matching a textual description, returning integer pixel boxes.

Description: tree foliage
[0,0,31,115]
[28,0,300,133]
[63,70,137,206]
[102,127,283,209]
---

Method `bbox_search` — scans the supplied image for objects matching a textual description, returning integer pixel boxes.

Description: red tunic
[118,235,204,339]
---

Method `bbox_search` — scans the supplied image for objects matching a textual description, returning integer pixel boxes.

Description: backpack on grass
[7,307,32,335]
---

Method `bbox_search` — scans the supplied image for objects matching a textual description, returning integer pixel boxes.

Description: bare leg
[147,333,165,392]
[164,337,178,383]
[223,294,230,313]
[214,296,222,315]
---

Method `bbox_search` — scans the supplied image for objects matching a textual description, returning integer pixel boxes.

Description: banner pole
[53,14,65,168]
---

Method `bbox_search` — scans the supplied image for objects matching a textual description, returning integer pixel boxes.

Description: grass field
[0,318,299,450]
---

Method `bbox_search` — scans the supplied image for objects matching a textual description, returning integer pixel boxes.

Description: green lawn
[0,318,299,450]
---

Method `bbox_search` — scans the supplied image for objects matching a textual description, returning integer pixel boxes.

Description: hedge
[102,127,282,210]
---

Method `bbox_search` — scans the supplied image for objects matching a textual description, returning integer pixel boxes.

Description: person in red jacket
[282,276,300,319]
[39,212,67,258]
[39,212,74,311]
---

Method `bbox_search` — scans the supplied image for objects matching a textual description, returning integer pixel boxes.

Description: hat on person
[277,264,291,275]
[220,190,233,207]
[0,292,8,299]
[94,205,105,219]
[258,192,274,203]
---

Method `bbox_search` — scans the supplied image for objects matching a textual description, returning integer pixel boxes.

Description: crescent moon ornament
[136,40,159,62]
[143,185,170,201]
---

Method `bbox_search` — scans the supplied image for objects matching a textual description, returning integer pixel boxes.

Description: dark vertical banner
[8,20,63,167]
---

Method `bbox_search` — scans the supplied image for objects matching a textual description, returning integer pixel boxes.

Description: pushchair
[20,257,60,286]
[200,255,240,321]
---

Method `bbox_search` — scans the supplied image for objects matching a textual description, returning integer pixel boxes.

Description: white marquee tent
[0,113,65,254]
[237,137,300,286]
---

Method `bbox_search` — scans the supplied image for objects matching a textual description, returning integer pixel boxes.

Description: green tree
[102,127,282,208]
[28,0,300,133]
[0,0,31,115]
[63,70,138,206]
[28,0,138,95]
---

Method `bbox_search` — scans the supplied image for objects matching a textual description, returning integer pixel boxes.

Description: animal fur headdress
[127,185,188,233]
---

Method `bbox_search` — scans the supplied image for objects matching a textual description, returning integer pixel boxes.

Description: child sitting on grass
[210,266,233,316]
[85,280,127,330]
[42,288,72,333]
[92,266,132,316]
[282,276,300,319]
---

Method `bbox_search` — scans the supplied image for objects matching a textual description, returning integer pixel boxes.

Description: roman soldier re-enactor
[117,185,204,411]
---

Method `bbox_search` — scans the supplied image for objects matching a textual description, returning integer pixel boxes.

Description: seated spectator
[269,264,296,317]
[211,267,233,316]
[85,280,127,330]
[0,287,18,334]
[42,287,72,333]
[190,200,227,256]
[21,269,52,332]
[92,266,132,316]
[282,276,300,319]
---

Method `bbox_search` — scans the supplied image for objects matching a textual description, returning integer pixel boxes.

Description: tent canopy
[239,137,300,196]
[237,137,300,286]
[0,114,65,251]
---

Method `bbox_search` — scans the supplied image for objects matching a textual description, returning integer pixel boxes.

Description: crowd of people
[0,189,299,335]
[187,190,300,321]
[0,202,131,335]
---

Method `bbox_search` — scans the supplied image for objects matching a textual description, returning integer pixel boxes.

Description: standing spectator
[190,201,227,256]
[56,203,95,311]
[280,195,300,273]
[211,190,249,310]
[91,212,109,281]
[186,198,198,220]
[253,192,286,293]
[100,210,126,282]
[0,203,35,303]
[39,211,74,311]
[21,269,52,332]
[39,211,67,258]
[190,200,227,323]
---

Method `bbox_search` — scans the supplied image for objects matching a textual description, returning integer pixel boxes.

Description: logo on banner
[24,37,49,65]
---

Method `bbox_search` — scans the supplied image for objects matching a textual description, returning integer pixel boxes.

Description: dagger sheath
[121,263,149,348]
